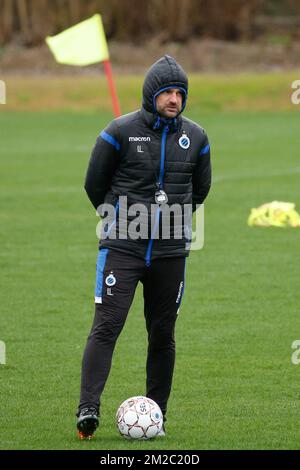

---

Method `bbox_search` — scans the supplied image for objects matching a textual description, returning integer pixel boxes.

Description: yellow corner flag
[46,14,109,66]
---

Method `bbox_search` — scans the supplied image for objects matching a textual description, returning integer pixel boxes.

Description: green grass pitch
[0,108,300,449]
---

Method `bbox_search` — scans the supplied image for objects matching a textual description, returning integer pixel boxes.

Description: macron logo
[129,136,151,142]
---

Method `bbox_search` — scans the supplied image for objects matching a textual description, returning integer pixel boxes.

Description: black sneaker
[157,416,166,437]
[157,424,166,436]
[76,407,99,440]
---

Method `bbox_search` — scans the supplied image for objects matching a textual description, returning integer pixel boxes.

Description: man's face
[155,88,183,118]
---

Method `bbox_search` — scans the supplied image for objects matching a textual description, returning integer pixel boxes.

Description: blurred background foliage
[1,0,300,46]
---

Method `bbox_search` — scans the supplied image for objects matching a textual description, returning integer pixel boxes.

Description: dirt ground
[1,38,300,76]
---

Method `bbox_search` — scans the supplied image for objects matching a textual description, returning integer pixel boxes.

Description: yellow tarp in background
[248,201,300,228]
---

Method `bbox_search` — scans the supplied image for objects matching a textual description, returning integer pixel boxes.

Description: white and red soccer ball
[116,396,163,439]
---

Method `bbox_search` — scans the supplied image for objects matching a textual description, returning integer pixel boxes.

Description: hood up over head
[142,55,188,120]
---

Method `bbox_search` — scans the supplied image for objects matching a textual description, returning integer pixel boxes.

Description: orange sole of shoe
[77,430,94,440]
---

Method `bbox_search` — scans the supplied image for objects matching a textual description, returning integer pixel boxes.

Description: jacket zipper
[145,124,169,267]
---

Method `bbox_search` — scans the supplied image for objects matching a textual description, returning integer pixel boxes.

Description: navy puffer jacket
[85,55,211,264]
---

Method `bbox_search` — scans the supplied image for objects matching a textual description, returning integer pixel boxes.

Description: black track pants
[79,248,186,417]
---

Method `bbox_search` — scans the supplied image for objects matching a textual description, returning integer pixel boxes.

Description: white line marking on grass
[213,167,300,183]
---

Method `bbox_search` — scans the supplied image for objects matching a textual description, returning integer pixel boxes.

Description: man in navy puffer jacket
[76,55,212,439]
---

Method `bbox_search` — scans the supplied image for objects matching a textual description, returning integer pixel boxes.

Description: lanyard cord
[149,115,177,189]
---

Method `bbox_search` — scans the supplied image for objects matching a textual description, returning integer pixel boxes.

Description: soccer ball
[116,396,163,439]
